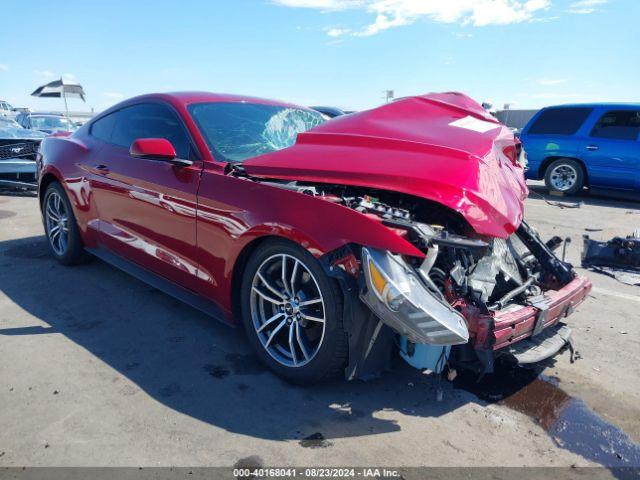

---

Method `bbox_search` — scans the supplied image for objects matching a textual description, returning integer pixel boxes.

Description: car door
[582,108,640,190]
[87,102,203,291]
[520,107,592,179]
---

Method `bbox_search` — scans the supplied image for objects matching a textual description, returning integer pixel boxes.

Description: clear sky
[1,0,637,113]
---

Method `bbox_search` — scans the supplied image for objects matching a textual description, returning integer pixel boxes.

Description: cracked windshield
[189,102,325,162]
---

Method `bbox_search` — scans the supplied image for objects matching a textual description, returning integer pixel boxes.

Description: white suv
[0,101,17,119]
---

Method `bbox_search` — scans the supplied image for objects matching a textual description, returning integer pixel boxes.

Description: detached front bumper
[358,246,591,373]
[492,276,592,352]
[503,322,573,364]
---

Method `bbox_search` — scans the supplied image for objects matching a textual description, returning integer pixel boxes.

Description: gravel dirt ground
[0,183,639,473]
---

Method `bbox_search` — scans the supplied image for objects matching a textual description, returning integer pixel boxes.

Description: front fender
[195,171,425,313]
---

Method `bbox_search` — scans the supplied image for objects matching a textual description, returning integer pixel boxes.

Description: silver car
[0,117,46,189]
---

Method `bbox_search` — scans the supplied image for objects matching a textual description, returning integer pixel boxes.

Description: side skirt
[86,246,231,326]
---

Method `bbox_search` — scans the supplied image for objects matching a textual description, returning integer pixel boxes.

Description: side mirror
[130,138,193,167]
[130,138,177,160]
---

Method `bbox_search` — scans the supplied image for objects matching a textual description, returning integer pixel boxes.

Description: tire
[240,239,348,384]
[544,158,585,195]
[42,181,91,265]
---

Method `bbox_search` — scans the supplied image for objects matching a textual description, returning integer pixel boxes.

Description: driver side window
[110,103,191,159]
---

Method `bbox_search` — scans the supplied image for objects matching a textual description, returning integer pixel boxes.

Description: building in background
[495,108,539,131]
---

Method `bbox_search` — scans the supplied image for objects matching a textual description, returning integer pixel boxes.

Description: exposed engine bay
[252,176,574,303]
[232,169,588,377]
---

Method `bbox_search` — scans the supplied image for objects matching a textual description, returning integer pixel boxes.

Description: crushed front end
[239,92,592,378]
[348,197,592,375]
[306,189,592,378]
[246,179,592,378]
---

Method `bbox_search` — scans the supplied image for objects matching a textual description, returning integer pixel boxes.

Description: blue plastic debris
[399,336,450,373]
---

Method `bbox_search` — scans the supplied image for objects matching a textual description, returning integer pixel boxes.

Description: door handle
[92,164,110,174]
[586,145,599,151]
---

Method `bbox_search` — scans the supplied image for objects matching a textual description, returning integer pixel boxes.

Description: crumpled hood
[243,92,528,238]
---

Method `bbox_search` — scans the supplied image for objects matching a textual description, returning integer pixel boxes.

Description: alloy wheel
[45,191,69,256]
[250,253,326,368]
[549,164,578,192]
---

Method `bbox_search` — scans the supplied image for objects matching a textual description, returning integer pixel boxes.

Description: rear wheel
[544,158,585,195]
[43,182,90,265]
[240,239,347,384]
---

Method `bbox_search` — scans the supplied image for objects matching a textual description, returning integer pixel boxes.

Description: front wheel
[43,181,90,265]
[544,158,585,195]
[240,239,348,384]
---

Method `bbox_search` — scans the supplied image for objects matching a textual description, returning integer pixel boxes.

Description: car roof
[106,91,307,112]
[542,102,640,109]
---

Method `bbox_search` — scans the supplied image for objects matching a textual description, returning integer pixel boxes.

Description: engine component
[419,244,439,276]
[582,233,640,271]
[489,276,535,310]
[466,237,524,303]
[348,196,412,221]
[517,221,574,285]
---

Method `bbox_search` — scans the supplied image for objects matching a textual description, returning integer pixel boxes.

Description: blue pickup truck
[520,104,640,195]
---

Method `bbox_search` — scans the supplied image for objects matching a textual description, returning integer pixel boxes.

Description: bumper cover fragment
[504,323,572,364]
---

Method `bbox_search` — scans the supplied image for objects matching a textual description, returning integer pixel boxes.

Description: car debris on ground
[582,230,640,286]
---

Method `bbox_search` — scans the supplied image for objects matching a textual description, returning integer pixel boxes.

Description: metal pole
[62,88,70,131]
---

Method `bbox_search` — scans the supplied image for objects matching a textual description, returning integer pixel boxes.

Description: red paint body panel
[88,148,202,292]
[193,172,424,317]
[243,93,528,238]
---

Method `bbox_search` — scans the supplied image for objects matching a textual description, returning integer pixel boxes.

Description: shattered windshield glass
[188,102,325,163]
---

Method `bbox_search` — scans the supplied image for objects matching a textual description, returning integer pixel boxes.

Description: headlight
[367,258,408,312]
[361,248,469,345]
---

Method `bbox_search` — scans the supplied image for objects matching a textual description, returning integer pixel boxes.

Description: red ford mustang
[37,91,591,383]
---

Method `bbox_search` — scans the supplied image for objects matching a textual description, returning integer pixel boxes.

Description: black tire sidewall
[544,158,584,195]
[43,182,86,265]
[240,239,347,384]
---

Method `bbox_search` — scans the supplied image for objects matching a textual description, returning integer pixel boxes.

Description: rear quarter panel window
[90,112,118,142]
[527,107,593,135]
[590,110,640,141]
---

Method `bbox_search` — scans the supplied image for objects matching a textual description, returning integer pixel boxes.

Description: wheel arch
[38,172,61,211]
[539,156,589,186]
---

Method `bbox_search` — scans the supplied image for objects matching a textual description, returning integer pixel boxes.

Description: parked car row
[0,100,19,119]
[0,105,80,189]
[15,112,78,134]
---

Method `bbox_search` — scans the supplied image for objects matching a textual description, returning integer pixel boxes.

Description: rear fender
[38,135,99,247]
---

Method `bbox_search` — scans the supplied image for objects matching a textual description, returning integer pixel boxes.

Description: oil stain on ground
[299,432,333,449]
[233,455,264,478]
[454,362,640,473]
[203,364,230,379]
[225,353,266,376]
